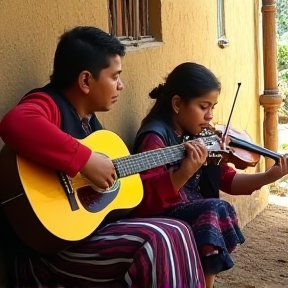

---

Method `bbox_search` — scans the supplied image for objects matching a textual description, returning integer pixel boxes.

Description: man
[0,26,205,288]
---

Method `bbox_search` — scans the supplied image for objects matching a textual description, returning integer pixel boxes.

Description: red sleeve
[219,162,236,193]
[131,133,181,217]
[0,92,91,177]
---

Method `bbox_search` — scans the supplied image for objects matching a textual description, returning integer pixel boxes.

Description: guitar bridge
[57,171,79,211]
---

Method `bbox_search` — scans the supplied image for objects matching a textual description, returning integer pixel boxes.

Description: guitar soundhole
[77,183,120,213]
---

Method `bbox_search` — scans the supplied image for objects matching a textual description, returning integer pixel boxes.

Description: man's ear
[78,71,92,94]
[171,95,181,114]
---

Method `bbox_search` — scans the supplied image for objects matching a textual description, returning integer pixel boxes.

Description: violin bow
[222,83,242,148]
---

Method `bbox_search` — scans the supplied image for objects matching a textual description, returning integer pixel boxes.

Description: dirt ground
[214,204,288,288]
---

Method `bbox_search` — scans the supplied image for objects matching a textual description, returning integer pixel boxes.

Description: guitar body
[0,130,143,253]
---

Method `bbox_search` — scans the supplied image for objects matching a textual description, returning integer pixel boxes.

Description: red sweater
[0,92,91,177]
[131,133,237,217]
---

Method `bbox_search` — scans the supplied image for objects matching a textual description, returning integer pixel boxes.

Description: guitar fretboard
[112,135,218,178]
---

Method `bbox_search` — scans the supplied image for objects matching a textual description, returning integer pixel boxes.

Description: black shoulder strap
[133,119,180,153]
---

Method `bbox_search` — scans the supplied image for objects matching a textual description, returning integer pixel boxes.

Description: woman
[132,62,288,288]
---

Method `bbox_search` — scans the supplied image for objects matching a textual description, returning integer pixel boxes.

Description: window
[108,0,157,47]
[217,0,229,48]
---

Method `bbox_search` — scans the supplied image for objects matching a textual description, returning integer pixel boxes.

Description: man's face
[87,55,123,112]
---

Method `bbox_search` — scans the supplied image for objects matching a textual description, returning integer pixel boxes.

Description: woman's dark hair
[50,26,125,89]
[142,62,221,126]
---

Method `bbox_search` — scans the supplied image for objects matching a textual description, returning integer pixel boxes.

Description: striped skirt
[15,218,205,288]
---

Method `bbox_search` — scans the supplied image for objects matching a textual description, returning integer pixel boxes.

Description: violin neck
[229,135,282,163]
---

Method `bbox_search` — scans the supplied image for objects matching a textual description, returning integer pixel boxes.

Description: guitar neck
[112,135,218,178]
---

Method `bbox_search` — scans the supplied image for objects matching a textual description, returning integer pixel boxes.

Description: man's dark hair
[50,26,125,89]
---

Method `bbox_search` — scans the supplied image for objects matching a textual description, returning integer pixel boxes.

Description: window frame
[108,0,156,47]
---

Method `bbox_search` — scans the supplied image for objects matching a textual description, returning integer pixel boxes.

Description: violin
[199,124,282,170]
[197,82,283,170]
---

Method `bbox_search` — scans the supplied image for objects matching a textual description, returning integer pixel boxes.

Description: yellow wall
[0,0,267,283]
[0,0,263,151]
[103,0,264,151]
[0,0,109,146]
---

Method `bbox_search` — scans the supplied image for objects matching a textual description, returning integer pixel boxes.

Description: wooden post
[259,0,282,169]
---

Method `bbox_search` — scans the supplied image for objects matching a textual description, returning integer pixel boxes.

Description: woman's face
[172,90,219,135]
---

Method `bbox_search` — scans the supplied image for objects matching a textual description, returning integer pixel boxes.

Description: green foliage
[276,0,288,36]
[278,43,288,92]
[278,43,288,72]
[277,0,288,117]
[280,143,288,151]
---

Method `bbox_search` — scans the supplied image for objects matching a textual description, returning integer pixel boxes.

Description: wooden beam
[259,0,282,169]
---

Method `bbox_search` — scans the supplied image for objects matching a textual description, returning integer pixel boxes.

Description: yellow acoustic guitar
[0,130,221,254]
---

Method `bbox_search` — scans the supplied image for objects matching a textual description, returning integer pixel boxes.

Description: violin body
[200,124,282,170]
[214,124,261,169]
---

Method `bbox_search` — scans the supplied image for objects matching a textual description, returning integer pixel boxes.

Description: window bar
[132,0,140,40]
[108,1,113,35]
[146,0,149,35]
[115,0,123,36]
[128,0,133,37]
[109,0,117,36]
[123,0,128,37]
[139,0,146,36]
